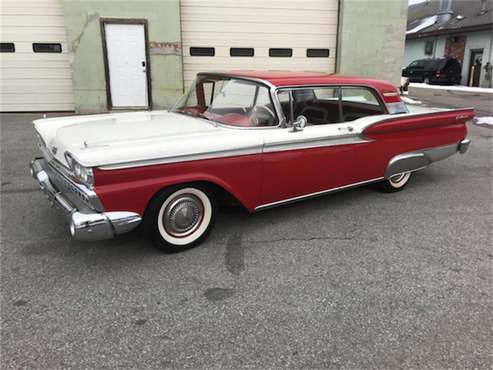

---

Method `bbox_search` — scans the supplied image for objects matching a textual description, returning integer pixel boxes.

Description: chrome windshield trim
[255,177,385,211]
[179,73,284,130]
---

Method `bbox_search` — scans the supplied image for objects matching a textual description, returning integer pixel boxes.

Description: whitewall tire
[378,172,412,193]
[144,185,216,253]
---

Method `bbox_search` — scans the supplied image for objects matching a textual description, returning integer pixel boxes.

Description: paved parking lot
[1,110,492,369]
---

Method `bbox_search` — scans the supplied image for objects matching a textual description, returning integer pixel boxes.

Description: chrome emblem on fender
[51,146,58,155]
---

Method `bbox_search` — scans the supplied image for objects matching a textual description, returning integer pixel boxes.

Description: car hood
[34,110,263,168]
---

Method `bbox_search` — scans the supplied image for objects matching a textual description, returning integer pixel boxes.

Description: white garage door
[0,0,74,112]
[180,0,339,87]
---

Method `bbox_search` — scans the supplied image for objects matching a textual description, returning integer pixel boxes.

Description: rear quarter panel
[354,108,473,182]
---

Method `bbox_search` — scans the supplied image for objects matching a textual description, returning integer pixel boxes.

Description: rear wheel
[378,172,412,193]
[143,185,216,253]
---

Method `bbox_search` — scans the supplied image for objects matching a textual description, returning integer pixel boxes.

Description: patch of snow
[406,15,437,34]
[410,83,493,94]
[401,96,422,104]
[474,116,493,126]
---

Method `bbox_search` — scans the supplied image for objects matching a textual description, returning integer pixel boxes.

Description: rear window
[341,88,381,106]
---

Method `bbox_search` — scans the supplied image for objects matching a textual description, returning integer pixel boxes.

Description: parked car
[30,71,473,252]
[402,58,462,85]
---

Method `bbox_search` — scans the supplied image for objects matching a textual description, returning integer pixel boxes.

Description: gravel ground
[1,111,492,369]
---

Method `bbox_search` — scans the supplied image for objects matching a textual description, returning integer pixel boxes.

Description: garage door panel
[181,8,337,24]
[1,15,66,27]
[1,28,68,42]
[182,22,336,35]
[1,93,74,104]
[0,43,70,55]
[184,47,332,58]
[0,7,63,16]
[2,68,72,79]
[1,79,74,93]
[182,34,336,48]
[0,59,71,69]
[182,0,338,11]
[2,103,75,111]
[0,0,74,112]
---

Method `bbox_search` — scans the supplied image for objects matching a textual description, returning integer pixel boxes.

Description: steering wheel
[249,106,276,126]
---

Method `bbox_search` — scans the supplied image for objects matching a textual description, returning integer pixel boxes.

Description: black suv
[402,58,462,85]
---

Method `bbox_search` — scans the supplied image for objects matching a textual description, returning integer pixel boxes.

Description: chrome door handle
[338,126,354,132]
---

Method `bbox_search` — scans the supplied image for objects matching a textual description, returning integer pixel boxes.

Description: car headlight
[65,152,93,187]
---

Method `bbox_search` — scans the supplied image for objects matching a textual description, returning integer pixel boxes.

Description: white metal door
[104,23,148,108]
[0,0,75,112]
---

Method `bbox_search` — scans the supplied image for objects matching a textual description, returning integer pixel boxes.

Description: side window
[340,87,384,122]
[278,87,341,125]
[341,88,380,106]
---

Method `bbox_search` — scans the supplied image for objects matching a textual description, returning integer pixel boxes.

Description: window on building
[33,43,62,53]
[307,48,330,58]
[230,47,254,57]
[269,48,292,57]
[190,47,215,56]
[424,40,434,55]
[0,42,15,53]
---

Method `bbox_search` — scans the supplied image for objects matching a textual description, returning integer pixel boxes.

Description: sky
[409,0,427,4]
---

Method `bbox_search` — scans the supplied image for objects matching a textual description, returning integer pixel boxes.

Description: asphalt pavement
[1,108,492,369]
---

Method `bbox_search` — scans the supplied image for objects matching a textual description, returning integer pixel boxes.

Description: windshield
[172,77,278,127]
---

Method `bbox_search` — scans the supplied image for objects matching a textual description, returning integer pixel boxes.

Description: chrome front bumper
[30,158,142,241]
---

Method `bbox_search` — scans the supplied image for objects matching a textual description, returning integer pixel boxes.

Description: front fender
[93,154,263,214]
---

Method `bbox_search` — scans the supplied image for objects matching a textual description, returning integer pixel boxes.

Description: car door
[258,86,365,208]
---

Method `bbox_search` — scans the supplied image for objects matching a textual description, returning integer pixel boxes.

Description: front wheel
[143,185,216,253]
[423,77,430,84]
[377,172,412,193]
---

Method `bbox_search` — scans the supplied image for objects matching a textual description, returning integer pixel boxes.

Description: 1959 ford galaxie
[30,71,473,252]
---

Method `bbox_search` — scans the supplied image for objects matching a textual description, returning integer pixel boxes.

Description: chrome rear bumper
[458,138,471,154]
[30,158,141,241]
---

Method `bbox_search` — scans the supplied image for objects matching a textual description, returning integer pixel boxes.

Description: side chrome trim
[263,134,371,153]
[255,177,384,211]
[98,145,263,170]
[99,134,372,170]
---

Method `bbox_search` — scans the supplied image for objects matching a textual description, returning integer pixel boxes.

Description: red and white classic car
[31,71,473,252]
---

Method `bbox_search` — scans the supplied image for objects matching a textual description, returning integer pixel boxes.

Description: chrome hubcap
[163,195,204,237]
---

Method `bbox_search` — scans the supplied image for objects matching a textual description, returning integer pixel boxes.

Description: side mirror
[290,115,307,132]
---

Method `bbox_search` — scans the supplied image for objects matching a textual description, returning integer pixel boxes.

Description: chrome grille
[48,166,91,205]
